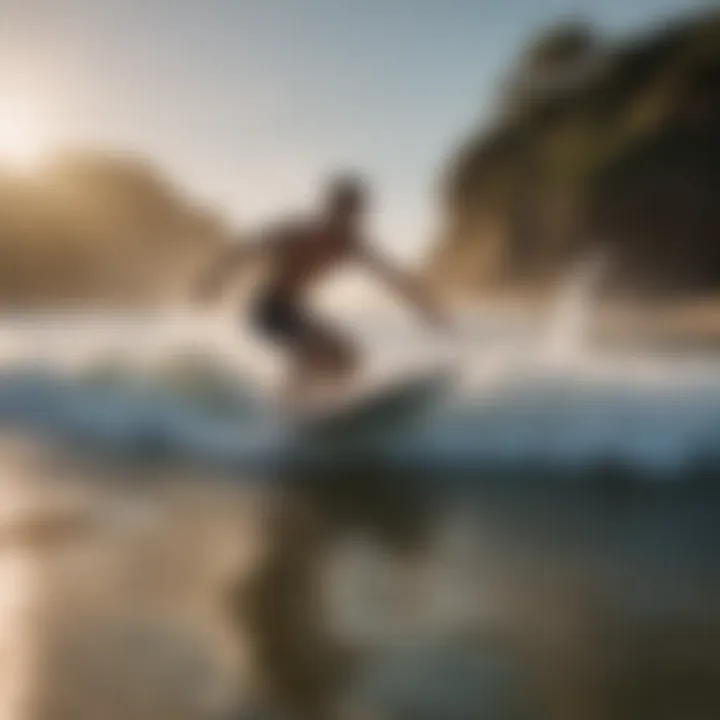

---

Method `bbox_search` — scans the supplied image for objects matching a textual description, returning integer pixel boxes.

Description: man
[196,174,448,404]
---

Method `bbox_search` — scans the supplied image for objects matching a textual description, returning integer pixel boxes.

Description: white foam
[0,291,718,478]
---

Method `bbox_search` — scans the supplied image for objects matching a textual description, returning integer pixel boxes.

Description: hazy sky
[0,0,713,258]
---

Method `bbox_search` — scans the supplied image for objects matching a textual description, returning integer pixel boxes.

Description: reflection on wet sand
[0,434,719,720]
[0,435,270,719]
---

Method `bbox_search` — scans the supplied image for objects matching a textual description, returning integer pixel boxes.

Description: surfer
[195,174,449,404]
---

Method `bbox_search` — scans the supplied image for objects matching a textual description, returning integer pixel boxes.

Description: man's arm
[194,228,284,302]
[194,241,247,301]
[357,243,448,329]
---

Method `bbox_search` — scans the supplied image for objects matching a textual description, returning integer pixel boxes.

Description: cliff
[428,11,720,299]
[0,151,227,308]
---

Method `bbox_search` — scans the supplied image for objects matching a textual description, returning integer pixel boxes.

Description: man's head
[324,173,367,225]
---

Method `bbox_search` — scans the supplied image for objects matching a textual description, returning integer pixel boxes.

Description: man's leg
[289,321,359,404]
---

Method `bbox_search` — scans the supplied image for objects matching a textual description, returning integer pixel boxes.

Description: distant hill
[0,151,228,308]
[427,10,720,299]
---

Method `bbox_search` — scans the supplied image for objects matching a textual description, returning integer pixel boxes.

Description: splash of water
[542,253,606,366]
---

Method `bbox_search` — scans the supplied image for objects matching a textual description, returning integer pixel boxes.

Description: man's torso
[264,218,358,302]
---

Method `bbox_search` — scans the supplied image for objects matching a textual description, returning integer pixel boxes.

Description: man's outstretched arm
[358,244,449,330]
[193,228,284,302]
[194,241,247,301]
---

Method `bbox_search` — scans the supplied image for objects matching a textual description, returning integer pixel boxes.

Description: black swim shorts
[252,294,311,345]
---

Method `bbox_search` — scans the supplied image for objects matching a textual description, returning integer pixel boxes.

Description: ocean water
[1,298,719,478]
[0,281,718,719]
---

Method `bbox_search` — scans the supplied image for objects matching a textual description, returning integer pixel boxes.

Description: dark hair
[326,173,367,211]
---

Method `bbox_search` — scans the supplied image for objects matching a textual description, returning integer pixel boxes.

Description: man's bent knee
[308,337,358,381]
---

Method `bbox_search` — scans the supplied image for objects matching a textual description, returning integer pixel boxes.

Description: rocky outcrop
[0,150,227,307]
[428,11,720,299]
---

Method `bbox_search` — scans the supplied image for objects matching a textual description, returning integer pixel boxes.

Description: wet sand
[0,433,718,719]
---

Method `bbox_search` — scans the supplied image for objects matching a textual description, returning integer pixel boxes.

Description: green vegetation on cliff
[429,10,720,298]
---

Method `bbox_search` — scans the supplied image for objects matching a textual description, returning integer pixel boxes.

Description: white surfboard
[296,366,452,437]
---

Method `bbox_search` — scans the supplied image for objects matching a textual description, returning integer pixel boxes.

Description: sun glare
[0,103,46,170]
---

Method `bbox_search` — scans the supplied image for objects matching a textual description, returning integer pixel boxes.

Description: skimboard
[295,366,452,437]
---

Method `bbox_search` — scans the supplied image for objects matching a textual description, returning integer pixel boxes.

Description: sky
[0,0,714,261]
